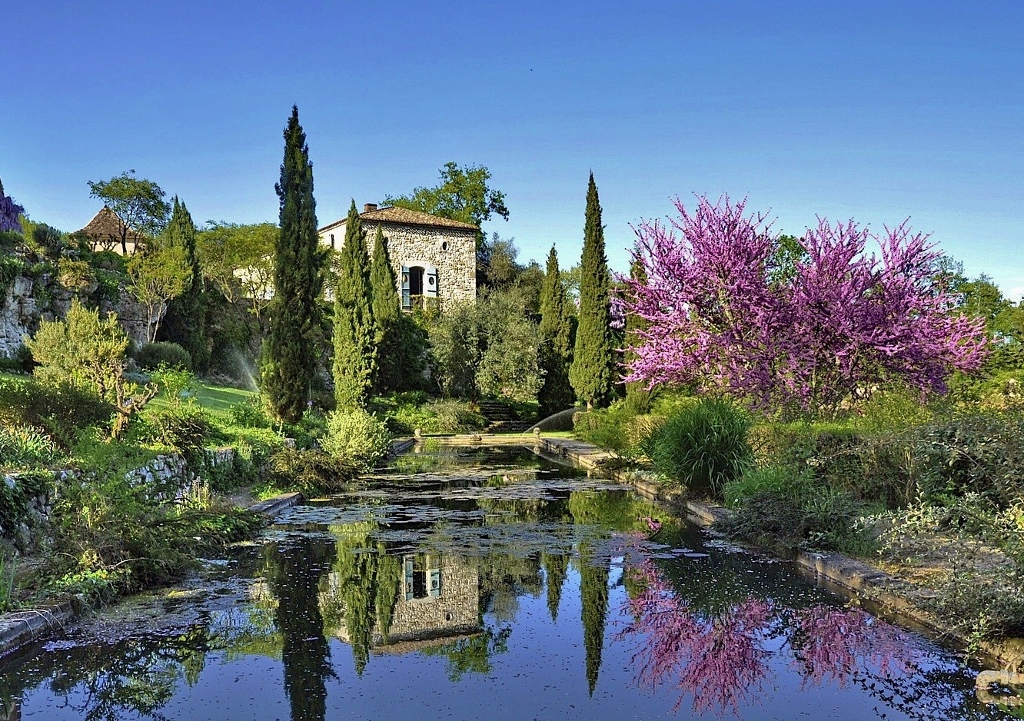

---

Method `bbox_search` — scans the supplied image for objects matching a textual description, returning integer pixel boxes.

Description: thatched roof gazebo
[76,206,143,255]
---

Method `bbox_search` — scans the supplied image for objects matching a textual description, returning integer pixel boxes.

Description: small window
[441,240,449,251]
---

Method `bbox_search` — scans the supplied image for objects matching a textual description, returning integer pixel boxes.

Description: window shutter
[429,567,441,597]
[404,557,415,601]
[401,266,411,310]
[425,266,438,298]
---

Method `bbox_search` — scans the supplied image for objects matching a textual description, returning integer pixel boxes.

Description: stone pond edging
[529,435,1024,674]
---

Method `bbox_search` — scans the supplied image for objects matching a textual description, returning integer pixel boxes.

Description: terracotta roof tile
[319,206,479,234]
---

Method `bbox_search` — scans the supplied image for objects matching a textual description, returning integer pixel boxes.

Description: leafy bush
[229,396,273,428]
[722,471,870,554]
[723,465,811,509]
[907,411,1024,509]
[573,404,639,457]
[135,341,192,371]
[0,376,113,449]
[48,472,262,600]
[389,399,487,435]
[321,408,391,470]
[143,405,212,456]
[640,398,753,498]
[266,447,359,495]
[0,425,61,469]
[0,343,34,374]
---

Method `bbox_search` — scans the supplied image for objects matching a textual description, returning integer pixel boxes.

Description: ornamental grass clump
[641,398,752,499]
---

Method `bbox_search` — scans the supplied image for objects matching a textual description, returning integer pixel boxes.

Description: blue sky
[4,1,1022,295]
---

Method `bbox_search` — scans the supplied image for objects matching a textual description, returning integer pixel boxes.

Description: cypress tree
[578,544,610,696]
[263,106,324,421]
[159,197,208,370]
[333,201,375,409]
[570,173,616,409]
[369,226,424,394]
[624,256,651,405]
[537,245,575,415]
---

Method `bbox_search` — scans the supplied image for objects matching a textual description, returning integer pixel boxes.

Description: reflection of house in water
[334,553,481,653]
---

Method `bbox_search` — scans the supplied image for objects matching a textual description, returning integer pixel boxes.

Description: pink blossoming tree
[622,196,989,416]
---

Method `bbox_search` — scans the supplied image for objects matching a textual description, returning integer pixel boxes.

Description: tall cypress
[624,256,651,405]
[537,245,575,415]
[570,173,616,409]
[159,197,208,370]
[578,545,610,696]
[369,226,422,394]
[263,106,324,421]
[333,201,375,409]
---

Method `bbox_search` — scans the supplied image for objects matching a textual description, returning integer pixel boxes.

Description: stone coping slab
[510,434,1024,673]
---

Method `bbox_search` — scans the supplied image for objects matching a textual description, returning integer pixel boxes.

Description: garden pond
[0,444,1019,720]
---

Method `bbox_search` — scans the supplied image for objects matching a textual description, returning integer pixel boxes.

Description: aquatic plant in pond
[623,195,989,415]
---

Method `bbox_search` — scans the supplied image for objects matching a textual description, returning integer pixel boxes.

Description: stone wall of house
[383,554,480,643]
[322,223,477,311]
[0,273,152,358]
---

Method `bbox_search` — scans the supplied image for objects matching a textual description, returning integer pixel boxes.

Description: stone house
[318,204,477,311]
[332,553,482,653]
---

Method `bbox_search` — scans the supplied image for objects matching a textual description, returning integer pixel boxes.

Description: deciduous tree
[128,241,189,343]
[624,195,990,416]
[87,170,170,254]
[263,106,326,421]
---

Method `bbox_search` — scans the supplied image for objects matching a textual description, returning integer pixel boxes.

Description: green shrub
[722,482,870,554]
[143,405,212,456]
[573,401,644,457]
[0,425,61,469]
[0,377,113,449]
[266,447,359,495]
[229,396,273,428]
[380,396,487,435]
[908,411,1024,509]
[48,472,262,599]
[321,408,391,470]
[640,398,753,498]
[135,341,192,371]
[0,343,34,374]
[723,465,811,509]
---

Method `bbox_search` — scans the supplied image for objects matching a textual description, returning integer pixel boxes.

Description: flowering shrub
[623,196,989,416]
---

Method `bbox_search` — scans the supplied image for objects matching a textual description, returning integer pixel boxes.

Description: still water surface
[0,445,1016,720]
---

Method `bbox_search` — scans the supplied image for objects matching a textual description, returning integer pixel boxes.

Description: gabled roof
[75,206,142,242]
[319,206,479,234]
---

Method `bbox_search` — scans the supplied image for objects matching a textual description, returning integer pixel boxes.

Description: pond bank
[531,434,1024,675]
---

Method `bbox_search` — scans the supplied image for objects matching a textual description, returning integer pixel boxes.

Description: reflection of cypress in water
[269,536,337,721]
[577,545,610,697]
[542,552,569,622]
[331,531,402,675]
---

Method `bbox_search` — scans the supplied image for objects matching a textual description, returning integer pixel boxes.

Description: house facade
[318,204,477,311]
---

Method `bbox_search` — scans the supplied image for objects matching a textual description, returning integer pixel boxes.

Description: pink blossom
[622,196,989,415]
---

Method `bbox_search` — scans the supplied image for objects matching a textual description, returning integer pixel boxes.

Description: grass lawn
[150,380,255,419]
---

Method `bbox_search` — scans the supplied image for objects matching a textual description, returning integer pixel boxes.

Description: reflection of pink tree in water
[619,558,917,715]
[789,605,912,687]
